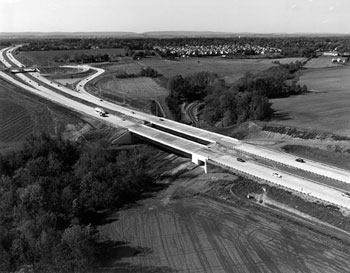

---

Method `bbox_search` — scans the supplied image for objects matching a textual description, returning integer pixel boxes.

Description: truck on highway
[94,107,107,117]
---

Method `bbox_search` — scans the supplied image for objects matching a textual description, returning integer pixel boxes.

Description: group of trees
[0,133,153,272]
[140,66,159,78]
[166,62,307,126]
[115,66,160,79]
[203,85,273,125]
[165,72,218,121]
[18,38,155,52]
[234,62,307,99]
[53,53,110,63]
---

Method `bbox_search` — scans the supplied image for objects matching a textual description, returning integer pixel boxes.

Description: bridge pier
[192,154,208,174]
[111,130,134,145]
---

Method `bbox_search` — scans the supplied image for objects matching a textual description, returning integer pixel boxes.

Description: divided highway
[2,45,350,210]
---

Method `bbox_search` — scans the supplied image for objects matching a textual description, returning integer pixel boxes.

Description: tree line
[0,133,154,272]
[14,36,350,58]
[53,53,110,63]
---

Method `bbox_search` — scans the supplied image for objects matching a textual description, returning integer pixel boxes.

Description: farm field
[140,57,306,84]
[17,48,126,66]
[0,78,88,154]
[0,99,33,143]
[270,66,350,136]
[304,56,347,69]
[98,153,350,273]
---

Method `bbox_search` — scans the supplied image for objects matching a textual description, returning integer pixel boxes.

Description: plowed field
[0,78,88,153]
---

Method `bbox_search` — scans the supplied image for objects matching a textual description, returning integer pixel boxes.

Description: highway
[1,45,350,210]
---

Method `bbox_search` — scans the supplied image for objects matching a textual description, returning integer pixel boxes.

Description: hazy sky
[1,0,349,33]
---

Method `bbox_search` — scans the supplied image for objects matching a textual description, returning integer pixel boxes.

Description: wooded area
[0,133,154,272]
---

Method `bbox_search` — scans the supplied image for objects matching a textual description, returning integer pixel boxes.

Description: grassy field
[95,76,169,100]
[17,48,126,66]
[98,152,350,272]
[304,56,347,69]
[141,57,306,84]
[102,62,142,75]
[270,65,350,136]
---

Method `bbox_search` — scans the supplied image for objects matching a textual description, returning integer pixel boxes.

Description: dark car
[296,158,305,163]
[237,158,245,162]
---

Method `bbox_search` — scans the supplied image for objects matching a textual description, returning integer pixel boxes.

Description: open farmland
[99,153,350,273]
[140,57,305,84]
[270,66,350,136]
[304,56,347,69]
[17,48,126,66]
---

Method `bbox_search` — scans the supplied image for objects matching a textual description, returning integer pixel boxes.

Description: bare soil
[98,152,350,273]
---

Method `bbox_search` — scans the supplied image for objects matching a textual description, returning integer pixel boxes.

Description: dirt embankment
[97,150,350,273]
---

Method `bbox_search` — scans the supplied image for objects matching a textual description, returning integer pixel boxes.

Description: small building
[323,51,339,56]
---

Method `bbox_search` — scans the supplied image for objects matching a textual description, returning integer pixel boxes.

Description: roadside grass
[17,48,126,66]
[94,76,169,100]
[101,62,142,75]
[282,145,350,171]
[85,73,170,114]
[261,125,350,141]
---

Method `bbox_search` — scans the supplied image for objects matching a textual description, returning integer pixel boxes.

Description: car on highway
[272,172,282,178]
[295,158,305,163]
[236,158,245,162]
[342,192,350,198]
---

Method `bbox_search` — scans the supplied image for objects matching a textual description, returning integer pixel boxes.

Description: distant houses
[154,43,282,58]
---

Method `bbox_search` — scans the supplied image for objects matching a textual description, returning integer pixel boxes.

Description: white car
[272,172,282,178]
